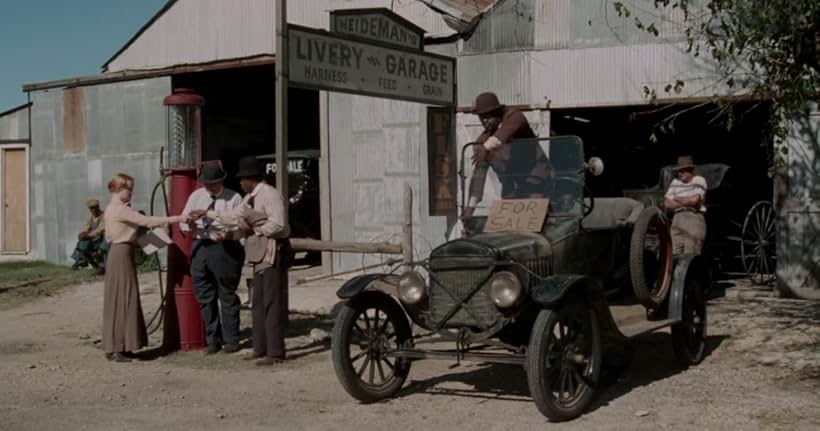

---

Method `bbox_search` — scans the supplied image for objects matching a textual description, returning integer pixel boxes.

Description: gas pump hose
[144,148,171,335]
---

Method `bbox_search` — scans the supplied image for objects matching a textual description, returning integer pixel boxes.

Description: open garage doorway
[173,65,323,266]
[551,102,775,274]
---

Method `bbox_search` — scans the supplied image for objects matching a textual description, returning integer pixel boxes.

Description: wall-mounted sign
[288,25,456,106]
[427,107,457,216]
[330,8,425,51]
[484,199,550,233]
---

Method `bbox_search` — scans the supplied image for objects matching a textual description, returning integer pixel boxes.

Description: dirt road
[1,274,818,430]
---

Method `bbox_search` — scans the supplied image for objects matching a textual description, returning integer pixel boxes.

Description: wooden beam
[290,238,402,254]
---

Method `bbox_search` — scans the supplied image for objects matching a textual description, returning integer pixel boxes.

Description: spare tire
[630,207,673,307]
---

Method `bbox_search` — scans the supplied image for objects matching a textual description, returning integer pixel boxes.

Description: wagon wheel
[331,292,412,403]
[741,201,776,285]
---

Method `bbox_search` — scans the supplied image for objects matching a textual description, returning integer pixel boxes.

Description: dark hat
[673,155,696,171]
[235,156,264,178]
[198,163,227,184]
[473,92,504,116]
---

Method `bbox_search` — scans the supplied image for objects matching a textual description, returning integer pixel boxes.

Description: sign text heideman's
[333,13,421,50]
[288,26,456,106]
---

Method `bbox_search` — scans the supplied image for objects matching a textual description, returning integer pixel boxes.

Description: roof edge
[101,0,179,72]
[0,102,32,118]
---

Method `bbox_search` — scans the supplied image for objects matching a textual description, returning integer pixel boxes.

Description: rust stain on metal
[62,87,86,153]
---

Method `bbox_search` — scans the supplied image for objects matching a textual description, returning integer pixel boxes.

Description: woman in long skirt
[102,173,188,362]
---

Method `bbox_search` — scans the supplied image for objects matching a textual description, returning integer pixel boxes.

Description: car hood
[431,232,552,261]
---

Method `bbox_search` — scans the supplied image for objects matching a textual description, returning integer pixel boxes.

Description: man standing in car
[464,92,551,218]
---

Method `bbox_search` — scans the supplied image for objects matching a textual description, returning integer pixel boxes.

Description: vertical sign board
[427,107,457,216]
[288,25,456,107]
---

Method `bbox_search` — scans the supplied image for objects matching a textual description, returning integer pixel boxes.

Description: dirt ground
[1,271,819,431]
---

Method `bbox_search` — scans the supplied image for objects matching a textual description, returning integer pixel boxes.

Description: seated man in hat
[71,198,108,273]
[464,91,552,219]
[664,155,708,255]
[180,163,245,354]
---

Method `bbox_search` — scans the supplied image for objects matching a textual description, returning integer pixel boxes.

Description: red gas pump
[161,88,206,351]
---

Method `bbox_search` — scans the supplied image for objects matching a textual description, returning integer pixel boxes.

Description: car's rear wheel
[671,272,707,368]
[630,207,673,307]
[331,292,412,403]
[527,295,601,422]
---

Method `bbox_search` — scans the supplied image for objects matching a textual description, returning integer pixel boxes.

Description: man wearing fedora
[664,155,708,255]
[181,163,244,354]
[71,198,108,274]
[195,156,291,366]
[464,92,551,218]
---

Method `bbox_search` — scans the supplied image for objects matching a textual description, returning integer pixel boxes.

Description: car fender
[531,274,603,306]
[336,273,400,299]
[667,254,710,321]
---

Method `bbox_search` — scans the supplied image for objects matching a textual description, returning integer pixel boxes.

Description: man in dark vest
[181,163,244,354]
[464,92,551,218]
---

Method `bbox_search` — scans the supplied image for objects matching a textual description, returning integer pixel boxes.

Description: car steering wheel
[553,176,595,217]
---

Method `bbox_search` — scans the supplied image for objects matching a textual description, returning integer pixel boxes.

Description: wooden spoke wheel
[741,201,776,285]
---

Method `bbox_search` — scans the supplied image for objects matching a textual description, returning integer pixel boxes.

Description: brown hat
[673,155,695,171]
[86,198,100,208]
[473,92,504,116]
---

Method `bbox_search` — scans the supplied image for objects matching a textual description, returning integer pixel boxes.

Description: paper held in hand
[136,227,173,255]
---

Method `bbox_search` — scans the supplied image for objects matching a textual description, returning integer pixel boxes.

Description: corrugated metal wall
[108,0,455,72]
[0,106,29,140]
[29,78,171,263]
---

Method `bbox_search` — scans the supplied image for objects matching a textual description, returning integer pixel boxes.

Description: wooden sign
[484,199,550,233]
[330,8,425,51]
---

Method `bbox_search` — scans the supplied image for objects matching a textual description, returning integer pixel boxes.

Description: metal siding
[528,43,725,108]
[108,0,455,72]
[28,78,171,264]
[462,0,535,54]
[0,107,30,140]
[456,52,531,107]
[535,0,691,50]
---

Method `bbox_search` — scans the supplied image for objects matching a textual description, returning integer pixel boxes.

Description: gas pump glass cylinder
[163,88,204,169]
[167,105,196,168]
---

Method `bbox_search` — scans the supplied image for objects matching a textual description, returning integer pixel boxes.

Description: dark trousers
[252,263,289,358]
[191,240,244,347]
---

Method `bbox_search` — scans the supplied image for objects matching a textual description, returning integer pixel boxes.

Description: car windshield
[460,135,585,218]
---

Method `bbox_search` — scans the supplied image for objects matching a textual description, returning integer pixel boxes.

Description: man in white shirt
[664,155,708,255]
[180,163,244,354]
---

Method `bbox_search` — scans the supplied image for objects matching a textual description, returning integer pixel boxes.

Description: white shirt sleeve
[179,191,197,232]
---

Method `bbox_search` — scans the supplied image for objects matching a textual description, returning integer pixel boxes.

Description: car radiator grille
[429,267,500,328]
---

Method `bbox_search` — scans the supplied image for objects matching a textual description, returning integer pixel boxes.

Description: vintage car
[329,136,709,422]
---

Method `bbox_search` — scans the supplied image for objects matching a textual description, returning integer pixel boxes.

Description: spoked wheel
[741,201,776,285]
[630,207,674,307]
[331,292,412,403]
[527,295,601,422]
[671,273,707,368]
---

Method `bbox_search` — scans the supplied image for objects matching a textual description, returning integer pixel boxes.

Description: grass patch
[0,261,101,309]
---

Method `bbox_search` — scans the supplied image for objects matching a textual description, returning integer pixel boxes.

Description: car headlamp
[398,271,426,305]
[490,271,523,308]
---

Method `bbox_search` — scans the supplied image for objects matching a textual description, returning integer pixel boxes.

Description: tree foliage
[613,0,820,152]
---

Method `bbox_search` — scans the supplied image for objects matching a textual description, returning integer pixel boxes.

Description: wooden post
[402,183,414,267]
[275,0,289,224]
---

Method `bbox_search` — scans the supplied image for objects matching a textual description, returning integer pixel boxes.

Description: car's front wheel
[526,295,601,422]
[331,292,412,403]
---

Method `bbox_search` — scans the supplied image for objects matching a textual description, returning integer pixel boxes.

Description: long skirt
[102,243,147,354]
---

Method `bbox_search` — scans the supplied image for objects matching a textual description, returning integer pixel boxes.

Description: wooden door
[2,148,27,252]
